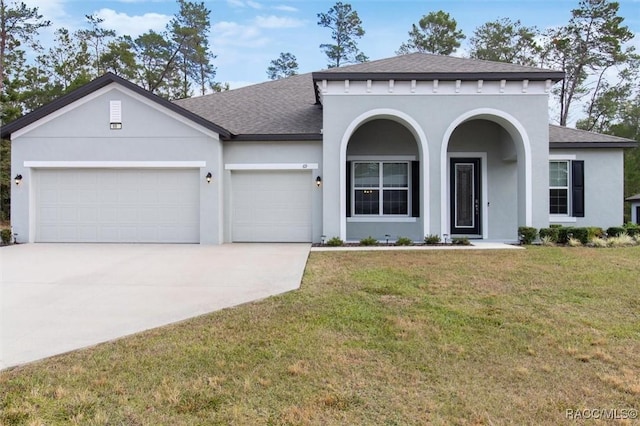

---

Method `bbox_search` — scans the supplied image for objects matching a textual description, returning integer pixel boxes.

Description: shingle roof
[549,125,637,148]
[626,194,640,201]
[0,72,231,139]
[313,52,564,81]
[174,73,322,138]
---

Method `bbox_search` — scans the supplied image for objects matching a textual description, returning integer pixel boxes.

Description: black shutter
[411,161,420,217]
[571,160,585,217]
[346,161,352,217]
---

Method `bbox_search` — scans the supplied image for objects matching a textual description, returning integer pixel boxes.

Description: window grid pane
[383,190,408,215]
[354,163,380,188]
[549,161,568,187]
[355,190,380,215]
[383,163,408,188]
[550,188,568,215]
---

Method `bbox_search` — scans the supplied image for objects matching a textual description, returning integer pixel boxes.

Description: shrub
[539,227,559,243]
[395,236,412,246]
[623,222,640,237]
[518,226,537,245]
[586,227,604,240]
[1,229,11,245]
[359,236,378,246]
[452,237,471,246]
[558,227,588,245]
[589,237,608,248]
[607,226,626,238]
[326,236,344,247]
[424,234,441,245]
[571,228,589,244]
[608,233,635,247]
[550,224,563,228]
[540,235,556,246]
[567,237,582,247]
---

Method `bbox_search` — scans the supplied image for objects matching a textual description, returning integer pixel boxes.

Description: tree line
[1,0,639,221]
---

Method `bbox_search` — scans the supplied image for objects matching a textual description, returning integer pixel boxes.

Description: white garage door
[35,169,200,243]
[231,170,312,242]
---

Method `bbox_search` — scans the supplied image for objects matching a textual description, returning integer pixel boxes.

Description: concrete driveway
[0,243,310,370]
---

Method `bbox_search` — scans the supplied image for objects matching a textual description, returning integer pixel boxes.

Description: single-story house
[627,194,640,225]
[2,53,636,244]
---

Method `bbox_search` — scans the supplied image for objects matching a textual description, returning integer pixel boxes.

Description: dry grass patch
[1,247,639,425]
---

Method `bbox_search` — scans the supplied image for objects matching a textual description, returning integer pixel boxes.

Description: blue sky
[27,0,640,89]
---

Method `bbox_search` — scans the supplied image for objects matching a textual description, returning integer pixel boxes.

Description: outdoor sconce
[14,174,22,185]
[315,176,322,187]
[205,172,212,183]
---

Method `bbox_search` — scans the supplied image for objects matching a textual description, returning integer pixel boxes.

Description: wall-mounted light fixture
[14,174,22,185]
[206,172,212,183]
[315,176,322,187]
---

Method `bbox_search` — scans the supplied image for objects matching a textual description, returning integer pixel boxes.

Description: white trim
[350,160,411,218]
[347,217,417,223]
[24,161,206,168]
[339,109,430,241]
[347,155,416,161]
[14,84,221,139]
[447,153,489,239]
[549,154,576,160]
[549,215,577,223]
[224,163,318,170]
[441,109,532,238]
[320,80,552,97]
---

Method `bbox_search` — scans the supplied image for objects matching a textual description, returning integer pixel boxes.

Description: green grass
[2,247,640,425]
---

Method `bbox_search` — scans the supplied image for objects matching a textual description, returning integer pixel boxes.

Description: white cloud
[212,21,269,48]
[95,8,171,38]
[246,1,264,9]
[254,15,305,29]
[227,0,245,7]
[226,0,263,8]
[273,5,298,13]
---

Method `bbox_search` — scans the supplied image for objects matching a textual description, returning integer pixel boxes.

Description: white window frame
[549,159,571,219]
[352,160,411,218]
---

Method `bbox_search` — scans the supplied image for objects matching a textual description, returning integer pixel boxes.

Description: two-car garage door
[35,169,199,243]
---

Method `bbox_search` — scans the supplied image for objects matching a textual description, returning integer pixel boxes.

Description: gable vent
[110,100,122,129]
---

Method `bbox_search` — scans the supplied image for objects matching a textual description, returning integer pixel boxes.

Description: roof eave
[550,142,638,149]
[229,133,323,142]
[312,71,565,82]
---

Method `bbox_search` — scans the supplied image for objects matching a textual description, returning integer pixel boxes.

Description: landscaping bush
[326,236,344,247]
[606,226,626,238]
[540,235,556,246]
[359,236,378,246]
[557,227,588,245]
[1,229,11,245]
[452,237,471,246]
[424,234,441,245]
[518,226,537,245]
[549,224,563,228]
[586,227,604,240]
[395,236,412,246]
[539,227,559,243]
[623,223,640,237]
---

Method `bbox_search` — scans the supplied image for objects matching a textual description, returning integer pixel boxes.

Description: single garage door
[35,168,200,243]
[231,170,311,242]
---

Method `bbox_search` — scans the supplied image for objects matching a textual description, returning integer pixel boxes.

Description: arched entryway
[339,110,429,241]
[441,109,531,241]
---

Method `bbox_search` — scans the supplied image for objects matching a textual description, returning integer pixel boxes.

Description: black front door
[450,158,481,236]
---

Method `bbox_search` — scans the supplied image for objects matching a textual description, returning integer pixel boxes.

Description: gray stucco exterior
[5,54,634,245]
[11,84,223,244]
[320,89,550,242]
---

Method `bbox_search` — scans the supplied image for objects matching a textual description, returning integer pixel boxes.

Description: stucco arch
[339,108,430,240]
[440,108,532,238]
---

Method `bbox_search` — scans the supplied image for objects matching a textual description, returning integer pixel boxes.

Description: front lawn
[1,247,639,425]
